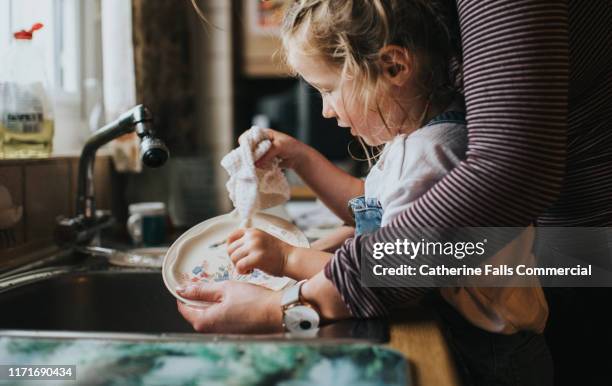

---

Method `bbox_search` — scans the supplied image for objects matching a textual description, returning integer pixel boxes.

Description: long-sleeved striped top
[324,0,612,318]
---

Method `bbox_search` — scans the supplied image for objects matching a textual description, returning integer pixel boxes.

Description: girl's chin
[351,127,388,146]
[359,135,385,147]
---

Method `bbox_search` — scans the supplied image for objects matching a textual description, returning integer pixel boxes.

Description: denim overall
[348,196,384,236]
[348,110,466,236]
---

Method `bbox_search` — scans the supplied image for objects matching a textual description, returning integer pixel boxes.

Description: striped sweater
[324,0,612,318]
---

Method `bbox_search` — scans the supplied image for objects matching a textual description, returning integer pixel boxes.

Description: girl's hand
[226,228,294,276]
[176,281,283,333]
[245,128,308,170]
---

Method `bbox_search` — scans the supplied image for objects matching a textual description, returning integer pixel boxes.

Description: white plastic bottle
[0,23,54,158]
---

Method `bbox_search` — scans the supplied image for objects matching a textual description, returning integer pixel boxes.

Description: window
[1,0,103,154]
[1,0,80,92]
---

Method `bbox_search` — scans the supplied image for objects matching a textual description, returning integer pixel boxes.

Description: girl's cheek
[338,101,359,125]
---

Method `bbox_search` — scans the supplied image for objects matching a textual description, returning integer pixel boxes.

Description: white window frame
[1,0,104,155]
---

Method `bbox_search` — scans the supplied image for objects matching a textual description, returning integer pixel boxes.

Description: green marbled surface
[0,337,408,385]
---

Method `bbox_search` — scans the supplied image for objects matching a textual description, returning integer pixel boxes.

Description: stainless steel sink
[0,269,193,333]
[0,252,388,341]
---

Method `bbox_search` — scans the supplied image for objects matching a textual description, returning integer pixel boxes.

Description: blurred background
[0,0,364,252]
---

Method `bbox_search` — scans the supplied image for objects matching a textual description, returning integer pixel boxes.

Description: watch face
[283,305,320,333]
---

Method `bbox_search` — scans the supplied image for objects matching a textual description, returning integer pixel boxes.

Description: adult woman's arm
[326,0,570,317]
[175,273,350,333]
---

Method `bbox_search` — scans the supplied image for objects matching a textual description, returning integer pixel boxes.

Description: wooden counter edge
[386,305,461,386]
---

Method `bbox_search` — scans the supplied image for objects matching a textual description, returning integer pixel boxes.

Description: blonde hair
[282,0,460,105]
[281,0,460,164]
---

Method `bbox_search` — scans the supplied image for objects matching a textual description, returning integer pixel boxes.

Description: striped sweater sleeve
[325,0,571,318]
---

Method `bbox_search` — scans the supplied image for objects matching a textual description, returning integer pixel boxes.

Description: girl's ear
[379,45,413,87]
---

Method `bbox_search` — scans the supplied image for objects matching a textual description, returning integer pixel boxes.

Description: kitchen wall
[189,0,234,214]
[0,156,112,270]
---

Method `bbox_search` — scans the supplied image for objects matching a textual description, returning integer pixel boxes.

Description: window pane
[60,0,78,93]
[9,0,57,88]
[0,1,10,56]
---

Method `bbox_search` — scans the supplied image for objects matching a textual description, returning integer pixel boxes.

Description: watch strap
[281,279,306,308]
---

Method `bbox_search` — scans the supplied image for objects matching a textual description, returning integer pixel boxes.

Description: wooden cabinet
[241,0,290,77]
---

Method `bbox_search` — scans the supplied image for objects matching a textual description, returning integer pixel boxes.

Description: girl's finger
[229,245,249,265]
[226,238,244,256]
[227,228,245,244]
[254,148,279,168]
[235,256,258,275]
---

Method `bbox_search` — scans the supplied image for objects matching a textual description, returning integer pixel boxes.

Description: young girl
[227,0,466,279]
[221,1,550,385]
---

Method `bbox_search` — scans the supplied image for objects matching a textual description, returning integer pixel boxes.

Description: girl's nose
[321,98,336,119]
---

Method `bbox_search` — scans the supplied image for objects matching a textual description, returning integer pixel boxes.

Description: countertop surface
[388,305,460,386]
[0,335,407,385]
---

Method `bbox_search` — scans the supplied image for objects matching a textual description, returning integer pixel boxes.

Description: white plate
[162,210,309,306]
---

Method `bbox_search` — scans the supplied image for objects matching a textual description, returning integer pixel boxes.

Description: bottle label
[4,112,44,134]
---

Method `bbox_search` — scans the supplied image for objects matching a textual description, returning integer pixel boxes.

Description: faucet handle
[55,211,114,246]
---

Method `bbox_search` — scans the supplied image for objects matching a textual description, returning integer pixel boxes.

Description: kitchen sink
[0,260,388,341]
[0,270,193,333]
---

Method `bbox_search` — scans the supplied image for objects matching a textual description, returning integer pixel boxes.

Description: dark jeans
[425,292,553,386]
[536,230,611,386]
[543,287,611,386]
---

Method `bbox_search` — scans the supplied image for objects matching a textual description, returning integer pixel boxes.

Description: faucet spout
[55,105,169,247]
[76,105,169,219]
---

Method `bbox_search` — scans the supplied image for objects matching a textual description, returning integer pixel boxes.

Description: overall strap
[425,111,466,126]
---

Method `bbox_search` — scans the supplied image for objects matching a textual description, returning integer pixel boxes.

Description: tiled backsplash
[0,156,112,265]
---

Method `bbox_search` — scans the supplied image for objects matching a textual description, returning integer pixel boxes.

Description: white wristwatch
[281,280,320,334]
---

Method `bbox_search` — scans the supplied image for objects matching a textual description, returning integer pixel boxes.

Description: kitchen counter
[0,316,460,386]
[0,318,460,386]
[0,334,407,385]
[388,306,460,386]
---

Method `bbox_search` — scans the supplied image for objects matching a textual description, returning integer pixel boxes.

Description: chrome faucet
[55,105,169,246]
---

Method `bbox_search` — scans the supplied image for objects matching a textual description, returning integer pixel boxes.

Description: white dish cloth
[220,126,290,225]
